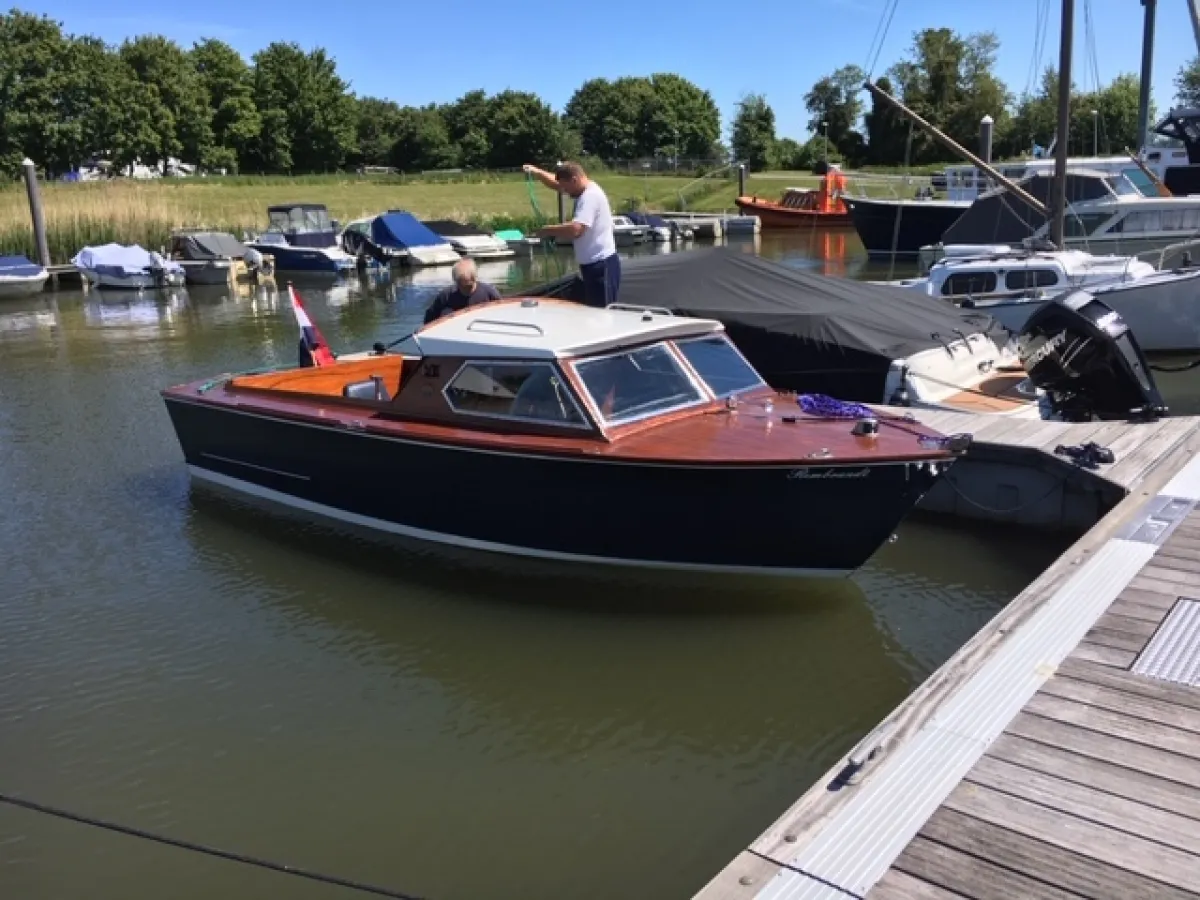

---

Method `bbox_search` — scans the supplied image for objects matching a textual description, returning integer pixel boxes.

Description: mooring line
[0,793,427,900]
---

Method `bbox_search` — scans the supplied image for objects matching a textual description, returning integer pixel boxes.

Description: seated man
[423,258,501,324]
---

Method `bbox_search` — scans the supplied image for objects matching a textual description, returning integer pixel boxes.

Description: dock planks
[693,435,1200,900]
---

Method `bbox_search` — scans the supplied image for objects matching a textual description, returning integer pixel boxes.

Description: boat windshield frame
[568,340,713,428]
[441,359,594,431]
[672,333,766,399]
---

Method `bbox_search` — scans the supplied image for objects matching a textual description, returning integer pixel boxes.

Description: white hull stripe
[187,465,853,579]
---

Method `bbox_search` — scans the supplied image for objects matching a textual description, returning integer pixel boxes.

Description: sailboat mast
[1049,0,1075,250]
[1137,0,1156,153]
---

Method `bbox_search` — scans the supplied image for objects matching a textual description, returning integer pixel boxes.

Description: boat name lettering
[788,467,871,479]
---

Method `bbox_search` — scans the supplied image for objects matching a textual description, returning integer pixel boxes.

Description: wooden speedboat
[161,299,965,576]
[735,170,853,227]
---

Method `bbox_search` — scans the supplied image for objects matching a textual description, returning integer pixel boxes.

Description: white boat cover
[72,243,184,277]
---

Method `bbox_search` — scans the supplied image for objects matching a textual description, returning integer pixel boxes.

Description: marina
[7,0,1200,896]
[694,421,1200,900]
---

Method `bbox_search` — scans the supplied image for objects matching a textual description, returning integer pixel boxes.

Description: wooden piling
[23,158,51,269]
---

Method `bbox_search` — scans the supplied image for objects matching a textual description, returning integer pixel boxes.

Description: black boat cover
[940,171,1114,246]
[520,247,1007,400]
[420,218,490,237]
[171,231,250,260]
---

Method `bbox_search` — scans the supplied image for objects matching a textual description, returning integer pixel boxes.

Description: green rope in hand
[526,171,565,279]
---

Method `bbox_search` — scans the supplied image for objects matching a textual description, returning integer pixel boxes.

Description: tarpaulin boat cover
[420,218,491,238]
[72,243,183,276]
[940,171,1115,246]
[520,247,1008,400]
[0,255,43,276]
[171,232,250,260]
[371,212,448,249]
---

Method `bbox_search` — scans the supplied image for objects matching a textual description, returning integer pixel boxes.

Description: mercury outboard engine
[1018,290,1167,421]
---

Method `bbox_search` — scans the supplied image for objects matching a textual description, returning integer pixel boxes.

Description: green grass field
[0,169,923,263]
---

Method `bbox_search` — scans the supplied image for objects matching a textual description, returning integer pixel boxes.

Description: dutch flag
[290,283,336,367]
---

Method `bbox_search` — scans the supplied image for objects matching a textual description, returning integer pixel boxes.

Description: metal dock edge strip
[1131,599,1200,686]
[751,453,1200,900]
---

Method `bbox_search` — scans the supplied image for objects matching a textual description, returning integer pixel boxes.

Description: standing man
[423,257,501,324]
[523,161,620,307]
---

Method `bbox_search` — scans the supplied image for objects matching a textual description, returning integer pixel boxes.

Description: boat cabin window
[1004,268,1059,290]
[443,361,588,427]
[1120,167,1158,197]
[1118,208,1200,233]
[1063,212,1114,237]
[941,272,997,296]
[573,342,706,425]
[674,335,765,398]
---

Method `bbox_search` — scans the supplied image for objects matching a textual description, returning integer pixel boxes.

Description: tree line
[733,27,1161,171]
[2,9,1197,179]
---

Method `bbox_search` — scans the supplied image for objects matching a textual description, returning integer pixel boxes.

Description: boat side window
[573,343,706,425]
[674,335,765,398]
[941,272,997,295]
[1004,269,1059,290]
[443,361,587,427]
[1064,212,1115,237]
[1117,211,1161,234]
[1120,167,1158,197]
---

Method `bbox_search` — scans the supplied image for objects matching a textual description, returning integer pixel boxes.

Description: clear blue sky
[33,0,1200,141]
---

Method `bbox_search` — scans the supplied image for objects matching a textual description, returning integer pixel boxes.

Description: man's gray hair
[451,257,477,281]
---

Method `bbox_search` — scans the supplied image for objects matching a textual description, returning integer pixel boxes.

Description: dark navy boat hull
[164,397,944,576]
[844,197,970,258]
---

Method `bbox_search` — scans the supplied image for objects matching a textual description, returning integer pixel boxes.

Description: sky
[30,0,1200,142]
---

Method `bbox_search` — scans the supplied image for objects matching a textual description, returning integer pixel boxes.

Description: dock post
[557,191,565,224]
[738,164,746,197]
[23,158,51,269]
[979,115,994,165]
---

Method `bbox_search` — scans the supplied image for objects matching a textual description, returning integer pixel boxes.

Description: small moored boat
[0,255,49,297]
[168,231,275,286]
[162,299,966,576]
[420,219,516,260]
[341,212,462,267]
[735,170,853,227]
[245,204,356,276]
[72,243,186,290]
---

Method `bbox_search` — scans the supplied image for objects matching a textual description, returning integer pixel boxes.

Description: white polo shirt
[570,182,617,265]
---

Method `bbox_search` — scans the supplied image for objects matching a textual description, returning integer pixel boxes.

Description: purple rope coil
[797,394,877,419]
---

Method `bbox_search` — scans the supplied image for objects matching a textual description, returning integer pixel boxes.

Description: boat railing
[1134,235,1200,271]
[466,318,545,336]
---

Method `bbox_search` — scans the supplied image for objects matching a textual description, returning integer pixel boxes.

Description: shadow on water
[180,482,861,618]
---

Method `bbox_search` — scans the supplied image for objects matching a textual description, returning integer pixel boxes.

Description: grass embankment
[0,169,916,264]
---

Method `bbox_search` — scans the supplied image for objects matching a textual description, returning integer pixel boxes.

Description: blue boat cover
[0,255,44,276]
[72,243,183,277]
[370,212,447,250]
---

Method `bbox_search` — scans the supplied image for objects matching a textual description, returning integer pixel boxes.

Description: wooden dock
[695,419,1200,900]
[892,407,1200,529]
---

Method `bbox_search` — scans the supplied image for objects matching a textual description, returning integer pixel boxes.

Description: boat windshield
[574,342,706,425]
[268,206,333,234]
[674,335,765,398]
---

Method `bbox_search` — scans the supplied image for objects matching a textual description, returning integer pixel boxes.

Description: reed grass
[2,168,902,263]
[0,172,766,264]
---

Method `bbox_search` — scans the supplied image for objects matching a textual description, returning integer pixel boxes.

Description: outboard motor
[1018,289,1167,422]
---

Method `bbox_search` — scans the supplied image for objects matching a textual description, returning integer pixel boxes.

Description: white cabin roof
[411,299,723,360]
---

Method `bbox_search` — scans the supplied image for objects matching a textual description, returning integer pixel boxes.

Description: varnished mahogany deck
[166,377,953,466]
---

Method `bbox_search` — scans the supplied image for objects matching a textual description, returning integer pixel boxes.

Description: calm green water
[0,233,1096,900]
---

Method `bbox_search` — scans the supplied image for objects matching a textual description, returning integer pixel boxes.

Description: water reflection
[0,229,1097,900]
